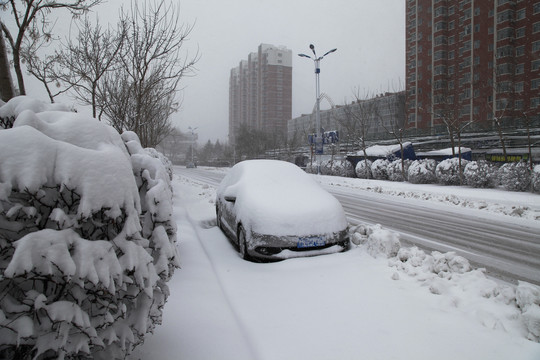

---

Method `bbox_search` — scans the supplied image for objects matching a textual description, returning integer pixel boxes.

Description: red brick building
[406,0,540,134]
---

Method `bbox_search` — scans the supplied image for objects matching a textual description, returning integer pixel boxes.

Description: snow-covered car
[216,160,349,260]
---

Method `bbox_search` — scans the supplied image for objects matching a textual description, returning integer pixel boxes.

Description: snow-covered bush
[499,161,531,192]
[435,157,469,185]
[315,159,355,177]
[371,159,390,180]
[463,160,499,188]
[144,147,174,181]
[408,159,437,184]
[387,159,411,182]
[532,165,540,194]
[0,97,178,359]
[355,159,372,179]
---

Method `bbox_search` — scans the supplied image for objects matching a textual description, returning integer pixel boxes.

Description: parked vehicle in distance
[186,162,197,168]
[216,160,349,261]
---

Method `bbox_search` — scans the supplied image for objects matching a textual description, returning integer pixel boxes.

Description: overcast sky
[22,0,405,144]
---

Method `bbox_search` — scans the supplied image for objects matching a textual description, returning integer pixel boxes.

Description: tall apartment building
[229,44,292,145]
[406,0,540,133]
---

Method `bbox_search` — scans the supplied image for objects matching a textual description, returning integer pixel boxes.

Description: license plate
[297,236,326,249]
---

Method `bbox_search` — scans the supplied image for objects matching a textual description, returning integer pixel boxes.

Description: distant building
[229,44,292,145]
[287,92,406,149]
[406,0,540,134]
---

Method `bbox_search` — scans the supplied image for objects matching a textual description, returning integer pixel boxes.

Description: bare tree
[0,0,102,95]
[100,0,198,147]
[379,92,408,180]
[0,30,15,101]
[54,16,125,117]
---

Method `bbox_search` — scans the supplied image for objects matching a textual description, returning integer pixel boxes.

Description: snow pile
[0,98,178,359]
[0,95,70,129]
[349,224,540,342]
[359,142,412,158]
[319,175,539,220]
[349,224,400,258]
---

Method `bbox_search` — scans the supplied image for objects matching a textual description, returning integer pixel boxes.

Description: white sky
[19,0,406,144]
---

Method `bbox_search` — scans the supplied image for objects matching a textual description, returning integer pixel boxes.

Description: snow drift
[350,223,540,342]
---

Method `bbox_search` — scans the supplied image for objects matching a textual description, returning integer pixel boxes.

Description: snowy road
[129,168,540,360]
[176,167,540,285]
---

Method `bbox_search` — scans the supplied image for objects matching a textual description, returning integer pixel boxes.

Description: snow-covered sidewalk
[129,171,540,360]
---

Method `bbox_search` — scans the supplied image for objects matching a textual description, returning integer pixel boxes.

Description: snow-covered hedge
[435,158,469,185]
[0,97,178,359]
[533,165,540,194]
[371,159,390,180]
[463,160,499,188]
[355,159,372,179]
[304,159,355,177]
[387,159,411,182]
[499,161,531,192]
[408,159,437,184]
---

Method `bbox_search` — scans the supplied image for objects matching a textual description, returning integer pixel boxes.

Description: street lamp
[298,44,337,175]
[188,126,198,165]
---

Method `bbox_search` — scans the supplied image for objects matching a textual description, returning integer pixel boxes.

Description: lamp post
[188,126,198,165]
[298,44,337,175]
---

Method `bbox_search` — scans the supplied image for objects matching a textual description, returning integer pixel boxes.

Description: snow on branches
[0,96,178,359]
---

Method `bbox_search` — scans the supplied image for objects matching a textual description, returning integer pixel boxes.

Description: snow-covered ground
[129,168,540,360]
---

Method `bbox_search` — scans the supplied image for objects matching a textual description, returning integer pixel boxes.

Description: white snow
[129,167,540,360]
[217,160,347,236]
[358,141,412,157]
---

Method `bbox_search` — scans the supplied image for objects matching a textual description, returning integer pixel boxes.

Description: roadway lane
[176,167,540,285]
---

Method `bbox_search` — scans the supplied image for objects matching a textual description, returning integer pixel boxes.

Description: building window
[516,46,525,56]
[533,40,540,53]
[517,9,526,20]
[534,22,540,34]
[497,27,514,40]
[532,59,540,71]
[435,21,447,31]
[516,27,526,38]
[516,63,524,74]
[532,78,540,90]
[531,98,540,108]
[434,50,447,60]
[497,45,514,58]
[515,100,523,110]
[515,82,524,93]
[497,9,514,23]
[535,3,540,15]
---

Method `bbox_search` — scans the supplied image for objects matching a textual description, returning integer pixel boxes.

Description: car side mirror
[224,195,236,203]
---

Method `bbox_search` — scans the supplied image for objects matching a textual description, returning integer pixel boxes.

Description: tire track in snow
[183,202,261,360]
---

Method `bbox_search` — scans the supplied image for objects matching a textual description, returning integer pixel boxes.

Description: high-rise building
[406,0,540,133]
[229,44,292,145]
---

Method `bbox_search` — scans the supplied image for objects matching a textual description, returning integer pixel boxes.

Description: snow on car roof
[218,160,347,236]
